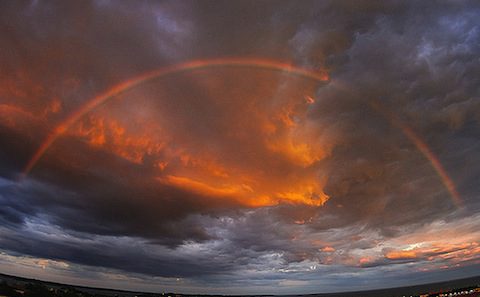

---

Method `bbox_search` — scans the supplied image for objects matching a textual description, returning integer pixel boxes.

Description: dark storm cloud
[303,1,480,229]
[0,0,480,293]
[0,223,225,278]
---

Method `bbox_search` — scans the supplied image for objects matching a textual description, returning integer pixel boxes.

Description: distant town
[1,273,479,297]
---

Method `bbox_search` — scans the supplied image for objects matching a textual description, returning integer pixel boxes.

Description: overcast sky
[1,0,480,294]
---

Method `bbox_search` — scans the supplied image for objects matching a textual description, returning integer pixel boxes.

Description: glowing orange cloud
[157,175,261,205]
[385,250,417,260]
[71,115,166,164]
[158,174,328,207]
[370,100,463,208]
[0,104,36,128]
[384,242,480,266]
[36,89,328,207]
[321,246,335,252]
[22,57,328,178]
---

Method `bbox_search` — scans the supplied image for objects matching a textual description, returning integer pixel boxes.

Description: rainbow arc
[21,57,461,207]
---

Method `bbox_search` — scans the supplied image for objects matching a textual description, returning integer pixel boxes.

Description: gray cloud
[0,0,480,294]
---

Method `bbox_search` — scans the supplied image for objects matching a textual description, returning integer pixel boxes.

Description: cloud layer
[0,0,479,294]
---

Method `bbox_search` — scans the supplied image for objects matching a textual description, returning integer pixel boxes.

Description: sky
[0,0,480,295]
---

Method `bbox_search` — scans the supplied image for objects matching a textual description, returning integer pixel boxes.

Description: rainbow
[370,100,462,207]
[21,58,461,208]
[22,57,329,177]
[398,124,462,207]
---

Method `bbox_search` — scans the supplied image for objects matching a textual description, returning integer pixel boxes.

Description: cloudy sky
[1,0,480,294]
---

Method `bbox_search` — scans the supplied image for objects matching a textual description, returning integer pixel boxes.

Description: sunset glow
[1,1,479,295]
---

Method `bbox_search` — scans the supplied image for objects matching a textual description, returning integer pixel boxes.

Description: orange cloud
[157,174,328,208]
[0,69,45,102]
[322,246,335,252]
[0,104,37,129]
[19,66,332,209]
[70,115,166,164]
[159,175,246,198]
[385,250,417,260]
[383,240,480,267]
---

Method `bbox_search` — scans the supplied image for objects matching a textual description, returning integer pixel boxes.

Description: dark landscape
[1,273,479,297]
